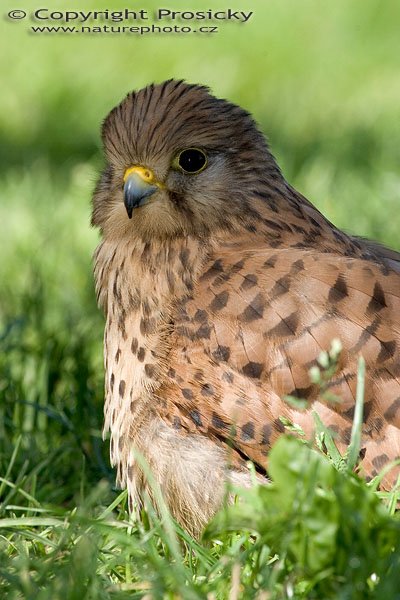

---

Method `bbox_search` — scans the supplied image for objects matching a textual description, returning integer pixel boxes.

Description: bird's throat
[94,235,209,476]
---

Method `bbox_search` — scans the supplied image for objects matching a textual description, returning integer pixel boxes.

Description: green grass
[1,0,400,597]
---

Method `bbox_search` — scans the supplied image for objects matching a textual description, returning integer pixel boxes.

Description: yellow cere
[123,165,165,188]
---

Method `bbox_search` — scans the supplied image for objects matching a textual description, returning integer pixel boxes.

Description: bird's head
[92,80,281,241]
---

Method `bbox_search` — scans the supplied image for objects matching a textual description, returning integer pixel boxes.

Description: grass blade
[346,357,365,471]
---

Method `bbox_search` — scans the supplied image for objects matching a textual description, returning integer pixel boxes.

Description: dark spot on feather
[213,272,231,286]
[271,275,291,297]
[377,340,396,363]
[144,364,155,378]
[242,361,263,378]
[344,405,355,421]
[210,290,229,312]
[127,289,140,311]
[362,401,373,423]
[201,259,224,280]
[173,416,182,430]
[367,281,387,314]
[384,397,400,422]
[372,453,389,470]
[212,345,231,362]
[341,427,352,444]
[291,259,305,273]
[118,311,127,341]
[194,309,208,323]
[260,424,272,445]
[374,367,395,380]
[263,255,277,269]
[238,292,265,322]
[212,412,229,431]
[240,273,258,290]
[328,274,348,303]
[140,317,156,335]
[119,380,126,398]
[310,217,321,228]
[303,228,322,245]
[190,410,202,427]
[372,416,384,432]
[183,274,193,292]
[201,383,214,396]
[195,323,211,339]
[179,248,190,268]
[231,259,245,273]
[141,299,151,317]
[379,263,390,276]
[131,337,138,354]
[327,424,339,436]
[273,418,285,433]
[241,421,255,441]
[359,447,366,460]
[222,371,234,383]
[137,347,146,362]
[182,388,194,400]
[263,219,285,231]
[351,317,381,353]
[268,312,299,337]
[287,385,313,399]
[166,270,175,293]
[113,278,121,302]
[293,224,307,235]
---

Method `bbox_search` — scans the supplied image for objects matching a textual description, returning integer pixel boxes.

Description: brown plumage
[92,80,400,536]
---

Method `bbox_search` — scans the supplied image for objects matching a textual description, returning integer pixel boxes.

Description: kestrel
[92,80,400,536]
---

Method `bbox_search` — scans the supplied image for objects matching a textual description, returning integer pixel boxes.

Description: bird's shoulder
[190,241,400,326]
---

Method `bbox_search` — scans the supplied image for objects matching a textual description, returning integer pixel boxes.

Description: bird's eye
[176,148,207,174]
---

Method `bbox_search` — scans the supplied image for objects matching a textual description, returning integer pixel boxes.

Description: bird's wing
[159,245,400,487]
[354,236,400,273]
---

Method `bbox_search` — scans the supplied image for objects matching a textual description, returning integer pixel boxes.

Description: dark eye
[176,148,207,174]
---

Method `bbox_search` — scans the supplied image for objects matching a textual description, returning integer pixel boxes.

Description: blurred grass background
[1,0,400,596]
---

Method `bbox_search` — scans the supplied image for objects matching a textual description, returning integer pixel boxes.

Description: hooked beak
[123,166,162,218]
